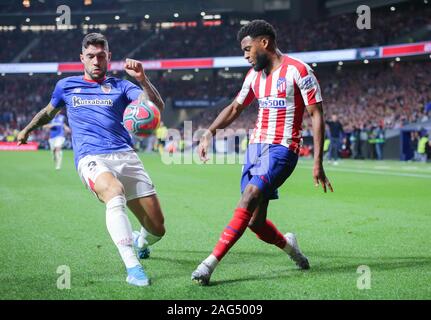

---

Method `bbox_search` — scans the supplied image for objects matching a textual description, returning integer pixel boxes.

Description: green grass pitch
[0,150,430,299]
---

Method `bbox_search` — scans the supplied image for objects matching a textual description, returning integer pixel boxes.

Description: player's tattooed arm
[136,77,165,112]
[306,102,333,193]
[124,58,165,111]
[17,103,60,145]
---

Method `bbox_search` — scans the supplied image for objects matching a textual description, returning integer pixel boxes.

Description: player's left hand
[313,163,333,193]
[124,58,145,81]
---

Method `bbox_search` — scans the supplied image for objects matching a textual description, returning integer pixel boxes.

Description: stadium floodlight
[115,15,120,20]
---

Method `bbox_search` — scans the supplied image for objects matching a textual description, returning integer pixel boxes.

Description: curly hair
[237,20,277,43]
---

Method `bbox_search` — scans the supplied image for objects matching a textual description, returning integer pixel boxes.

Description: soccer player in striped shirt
[192,20,333,285]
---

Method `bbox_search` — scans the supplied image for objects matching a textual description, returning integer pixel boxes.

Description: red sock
[249,219,287,249]
[212,208,251,261]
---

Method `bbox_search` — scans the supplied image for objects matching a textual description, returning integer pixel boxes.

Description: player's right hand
[313,163,334,193]
[198,131,211,163]
[17,130,29,145]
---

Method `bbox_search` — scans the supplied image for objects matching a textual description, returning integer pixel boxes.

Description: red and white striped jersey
[236,55,322,152]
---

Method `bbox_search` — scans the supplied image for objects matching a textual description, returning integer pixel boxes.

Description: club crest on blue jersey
[277,78,286,93]
[101,83,112,94]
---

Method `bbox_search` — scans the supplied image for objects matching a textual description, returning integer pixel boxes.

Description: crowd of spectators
[1,1,430,62]
[190,61,431,133]
[1,60,430,148]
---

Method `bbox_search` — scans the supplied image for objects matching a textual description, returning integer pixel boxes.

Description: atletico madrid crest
[277,78,286,93]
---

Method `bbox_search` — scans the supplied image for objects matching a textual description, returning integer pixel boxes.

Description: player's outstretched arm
[198,100,247,162]
[306,102,334,193]
[17,103,60,145]
[124,58,165,112]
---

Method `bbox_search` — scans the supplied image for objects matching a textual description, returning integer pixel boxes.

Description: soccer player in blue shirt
[17,33,165,287]
[43,111,70,170]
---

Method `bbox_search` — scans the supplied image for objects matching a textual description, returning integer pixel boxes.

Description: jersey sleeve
[122,80,143,103]
[50,80,66,108]
[294,64,323,106]
[235,69,256,107]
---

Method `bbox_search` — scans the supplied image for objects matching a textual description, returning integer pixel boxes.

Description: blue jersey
[49,114,66,139]
[50,75,142,168]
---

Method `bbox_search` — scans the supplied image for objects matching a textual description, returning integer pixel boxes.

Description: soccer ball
[123,100,161,137]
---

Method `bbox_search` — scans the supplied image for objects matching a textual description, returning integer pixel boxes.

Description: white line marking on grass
[298,166,431,179]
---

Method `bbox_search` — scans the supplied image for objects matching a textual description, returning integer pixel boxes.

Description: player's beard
[86,66,107,81]
[253,52,270,71]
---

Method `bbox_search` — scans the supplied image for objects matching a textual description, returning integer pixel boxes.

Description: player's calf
[128,195,166,259]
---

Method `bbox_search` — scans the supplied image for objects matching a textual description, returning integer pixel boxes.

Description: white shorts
[77,151,156,201]
[49,136,65,150]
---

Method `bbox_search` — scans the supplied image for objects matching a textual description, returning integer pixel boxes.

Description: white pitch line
[298,165,431,179]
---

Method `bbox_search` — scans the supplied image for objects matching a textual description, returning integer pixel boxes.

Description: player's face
[80,44,111,80]
[241,36,270,71]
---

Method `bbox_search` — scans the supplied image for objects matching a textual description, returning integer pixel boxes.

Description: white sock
[138,226,162,248]
[203,254,219,270]
[283,242,294,255]
[57,150,63,168]
[106,195,140,269]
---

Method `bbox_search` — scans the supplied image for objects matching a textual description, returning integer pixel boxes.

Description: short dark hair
[82,33,109,51]
[237,20,277,43]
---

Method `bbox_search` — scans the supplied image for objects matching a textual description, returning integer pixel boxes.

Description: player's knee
[240,185,261,208]
[98,180,125,203]
[248,218,264,231]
